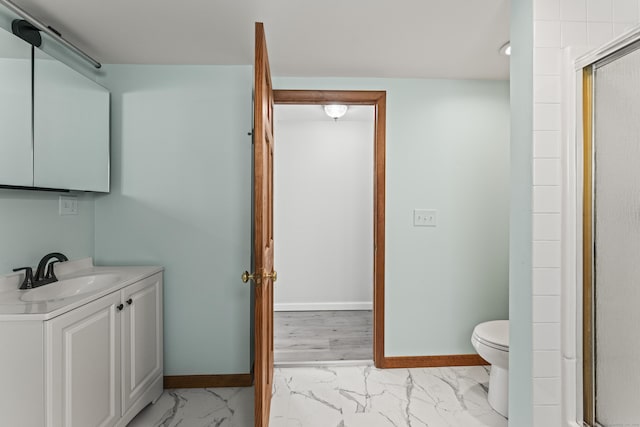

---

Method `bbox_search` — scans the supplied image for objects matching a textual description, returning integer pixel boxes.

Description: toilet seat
[472,320,508,352]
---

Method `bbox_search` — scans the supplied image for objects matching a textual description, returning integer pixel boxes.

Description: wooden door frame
[272,90,387,367]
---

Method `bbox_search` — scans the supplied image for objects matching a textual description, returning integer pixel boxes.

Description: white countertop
[0,258,163,321]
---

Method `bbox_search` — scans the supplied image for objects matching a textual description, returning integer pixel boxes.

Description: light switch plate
[414,209,436,227]
[59,195,78,215]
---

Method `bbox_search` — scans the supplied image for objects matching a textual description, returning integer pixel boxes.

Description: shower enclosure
[582,36,640,426]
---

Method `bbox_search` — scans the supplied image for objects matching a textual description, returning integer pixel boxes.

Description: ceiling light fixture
[499,42,511,56]
[324,104,348,120]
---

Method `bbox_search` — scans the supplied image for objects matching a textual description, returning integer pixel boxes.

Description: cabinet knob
[116,304,124,311]
[126,298,133,305]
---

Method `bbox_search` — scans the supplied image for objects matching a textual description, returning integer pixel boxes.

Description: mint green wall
[0,7,98,278]
[0,190,95,276]
[509,0,533,424]
[0,47,510,374]
[94,71,508,375]
[94,65,253,375]
[274,77,510,356]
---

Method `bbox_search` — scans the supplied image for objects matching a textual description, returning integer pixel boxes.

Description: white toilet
[471,320,509,418]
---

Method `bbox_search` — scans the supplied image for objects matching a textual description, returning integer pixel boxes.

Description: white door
[121,273,163,416]
[47,292,121,427]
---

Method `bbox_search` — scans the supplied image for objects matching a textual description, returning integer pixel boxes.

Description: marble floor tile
[271,365,506,427]
[127,387,253,427]
[127,365,506,427]
[274,310,373,364]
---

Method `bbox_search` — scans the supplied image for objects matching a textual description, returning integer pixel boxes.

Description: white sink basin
[20,273,121,302]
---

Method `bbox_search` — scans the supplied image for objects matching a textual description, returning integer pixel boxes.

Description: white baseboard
[274,302,373,311]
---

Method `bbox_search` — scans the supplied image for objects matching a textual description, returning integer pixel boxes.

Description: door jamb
[272,90,387,367]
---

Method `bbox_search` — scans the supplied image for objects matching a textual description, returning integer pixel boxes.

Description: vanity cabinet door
[47,291,121,427]
[121,273,163,416]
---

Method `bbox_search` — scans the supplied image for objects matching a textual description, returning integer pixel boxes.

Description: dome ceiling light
[323,104,349,120]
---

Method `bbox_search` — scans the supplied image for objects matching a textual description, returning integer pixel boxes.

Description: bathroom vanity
[0,259,163,427]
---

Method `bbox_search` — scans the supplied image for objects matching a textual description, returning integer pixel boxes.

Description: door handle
[263,271,277,282]
[241,271,261,284]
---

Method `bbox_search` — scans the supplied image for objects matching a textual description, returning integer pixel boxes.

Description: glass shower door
[590,42,640,426]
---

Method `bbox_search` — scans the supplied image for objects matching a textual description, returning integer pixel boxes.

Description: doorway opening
[272,90,386,367]
[273,103,373,364]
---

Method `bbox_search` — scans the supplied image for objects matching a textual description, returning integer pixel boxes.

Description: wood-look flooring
[274,310,373,364]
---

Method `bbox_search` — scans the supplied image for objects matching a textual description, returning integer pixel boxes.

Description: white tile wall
[533,296,562,322]
[537,0,561,20]
[536,21,563,47]
[613,21,637,36]
[613,0,639,21]
[533,159,561,185]
[533,404,563,426]
[560,0,587,21]
[533,241,562,268]
[533,268,561,295]
[533,130,562,157]
[535,48,563,74]
[586,0,613,21]
[533,323,561,349]
[587,22,614,45]
[534,350,562,377]
[533,214,561,240]
[535,75,562,103]
[533,186,561,212]
[561,21,588,46]
[533,377,562,405]
[532,1,640,425]
[533,103,562,130]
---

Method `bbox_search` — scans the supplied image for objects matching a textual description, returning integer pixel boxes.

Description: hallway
[274,311,373,364]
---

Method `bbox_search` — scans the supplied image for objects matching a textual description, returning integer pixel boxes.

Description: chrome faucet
[13,252,69,290]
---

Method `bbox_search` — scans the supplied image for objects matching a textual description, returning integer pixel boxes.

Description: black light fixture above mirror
[11,19,40,46]
[0,0,101,68]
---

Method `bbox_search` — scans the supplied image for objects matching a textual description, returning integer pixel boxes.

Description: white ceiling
[10,0,510,79]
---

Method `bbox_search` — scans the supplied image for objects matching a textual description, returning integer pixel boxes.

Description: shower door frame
[581,62,595,427]
[578,33,640,427]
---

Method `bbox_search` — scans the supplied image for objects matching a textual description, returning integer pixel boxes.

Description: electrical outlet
[59,195,78,215]
[414,209,436,227]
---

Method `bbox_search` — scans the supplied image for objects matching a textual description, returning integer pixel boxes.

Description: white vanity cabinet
[0,269,163,427]
[47,272,163,427]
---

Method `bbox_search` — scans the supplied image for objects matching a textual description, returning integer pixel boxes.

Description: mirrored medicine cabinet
[0,24,109,192]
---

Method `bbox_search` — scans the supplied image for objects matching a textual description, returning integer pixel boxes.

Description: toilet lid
[473,320,509,351]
